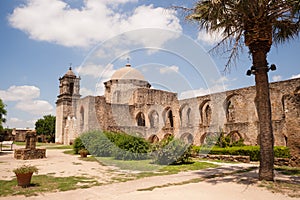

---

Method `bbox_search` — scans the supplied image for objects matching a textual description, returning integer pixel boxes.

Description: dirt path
[0,148,299,200]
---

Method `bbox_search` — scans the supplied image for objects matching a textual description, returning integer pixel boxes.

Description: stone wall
[14,149,46,160]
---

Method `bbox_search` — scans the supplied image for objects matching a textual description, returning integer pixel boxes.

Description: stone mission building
[55,64,300,155]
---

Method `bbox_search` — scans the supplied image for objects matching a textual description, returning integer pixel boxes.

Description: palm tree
[0,98,7,131]
[182,0,300,181]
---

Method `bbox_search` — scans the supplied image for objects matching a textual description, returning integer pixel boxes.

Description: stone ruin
[14,131,46,160]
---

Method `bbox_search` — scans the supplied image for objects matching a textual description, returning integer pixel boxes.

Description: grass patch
[0,175,99,197]
[14,142,43,146]
[97,157,217,174]
[46,145,72,149]
[275,166,300,176]
[97,157,161,171]
[259,180,300,198]
[79,156,98,162]
[63,149,75,155]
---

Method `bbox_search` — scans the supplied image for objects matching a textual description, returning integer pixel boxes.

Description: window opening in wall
[136,112,145,126]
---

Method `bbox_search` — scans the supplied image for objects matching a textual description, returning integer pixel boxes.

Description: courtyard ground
[0,144,299,200]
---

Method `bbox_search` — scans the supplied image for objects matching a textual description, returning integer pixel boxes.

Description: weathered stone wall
[57,63,300,155]
[14,149,46,160]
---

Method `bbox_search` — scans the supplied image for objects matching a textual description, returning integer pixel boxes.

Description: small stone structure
[14,131,46,160]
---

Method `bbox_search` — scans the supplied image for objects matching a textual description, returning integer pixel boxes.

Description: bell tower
[55,67,80,144]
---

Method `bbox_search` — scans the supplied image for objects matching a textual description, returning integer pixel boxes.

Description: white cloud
[197,29,223,45]
[179,84,227,99]
[159,65,179,74]
[290,74,300,79]
[272,75,282,82]
[8,0,182,48]
[6,117,36,129]
[75,63,115,79]
[80,87,95,97]
[15,100,54,115]
[0,85,40,101]
[179,76,228,99]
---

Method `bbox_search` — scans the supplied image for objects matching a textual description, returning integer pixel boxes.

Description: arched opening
[167,110,174,128]
[227,131,243,144]
[181,133,194,144]
[69,82,74,95]
[204,105,212,126]
[199,100,211,126]
[80,106,84,132]
[163,133,173,140]
[179,104,191,127]
[136,112,145,126]
[200,132,218,145]
[149,110,159,128]
[187,108,191,125]
[148,135,159,143]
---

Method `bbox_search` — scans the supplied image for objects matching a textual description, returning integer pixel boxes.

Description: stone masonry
[55,65,300,163]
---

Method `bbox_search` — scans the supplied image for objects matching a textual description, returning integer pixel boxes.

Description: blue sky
[0,0,299,129]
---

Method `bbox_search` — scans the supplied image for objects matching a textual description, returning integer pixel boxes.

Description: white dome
[111,64,145,81]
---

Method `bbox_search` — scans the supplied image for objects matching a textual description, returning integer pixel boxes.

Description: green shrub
[79,131,151,160]
[73,137,85,154]
[153,135,192,165]
[80,131,115,157]
[192,145,290,161]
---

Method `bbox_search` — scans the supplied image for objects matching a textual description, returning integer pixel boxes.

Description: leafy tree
[35,115,56,143]
[0,98,7,132]
[181,0,300,181]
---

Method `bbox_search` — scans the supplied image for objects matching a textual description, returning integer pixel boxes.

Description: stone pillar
[25,131,37,150]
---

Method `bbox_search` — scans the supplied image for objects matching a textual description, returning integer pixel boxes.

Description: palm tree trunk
[252,49,274,181]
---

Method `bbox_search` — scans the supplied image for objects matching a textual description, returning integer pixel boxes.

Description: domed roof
[111,64,145,81]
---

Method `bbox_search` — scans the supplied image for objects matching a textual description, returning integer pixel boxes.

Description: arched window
[69,82,74,95]
[205,105,212,126]
[181,133,194,144]
[136,112,145,126]
[167,110,174,128]
[149,135,159,143]
[187,108,191,125]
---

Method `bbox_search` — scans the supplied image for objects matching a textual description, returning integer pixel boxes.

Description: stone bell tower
[55,67,80,144]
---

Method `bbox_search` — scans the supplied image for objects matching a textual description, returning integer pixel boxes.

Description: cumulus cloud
[179,76,228,99]
[15,100,54,115]
[6,117,36,129]
[0,85,40,101]
[290,74,300,79]
[75,63,115,80]
[80,87,95,97]
[159,65,179,74]
[272,75,282,82]
[197,29,223,45]
[8,0,182,48]
[179,84,227,99]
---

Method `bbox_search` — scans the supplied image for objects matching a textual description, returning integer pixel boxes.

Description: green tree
[35,115,56,143]
[182,0,299,181]
[0,98,7,132]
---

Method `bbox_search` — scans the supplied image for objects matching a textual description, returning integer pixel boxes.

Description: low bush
[73,137,85,154]
[78,131,151,160]
[153,135,192,165]
[192,145,290,161]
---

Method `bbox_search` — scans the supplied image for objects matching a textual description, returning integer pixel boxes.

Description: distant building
[12,128,35,142]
